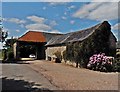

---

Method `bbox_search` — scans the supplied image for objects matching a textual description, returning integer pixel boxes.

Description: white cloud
[91,0,120,2]
[73,2,118,21]
[26,15,58,32]
[112,23,120,31]
[50,30,61,33]
[70,20,75,24]
[3,0,120,2]
[64,12,67,15]
[62,16,67,20]
[16,29,20,32]
[46,0,74,2]
[49,20,58,27]
[43,7,46,10]
[49,2,66,5]
[48,0,74,5]
[68,5,76,9]
[25,23,51,31]
[3,28,9,32]
[27,15,46,23]
[70,29,74,32]
[26,15,51,31]
[6,18,26,24]
[20,24,25,28]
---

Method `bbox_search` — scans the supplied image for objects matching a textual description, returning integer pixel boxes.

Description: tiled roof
[46,22,101,46]
[18,21,116,45]
[18,31,46,42]
[42,32,63,42]
[46,21,116,46]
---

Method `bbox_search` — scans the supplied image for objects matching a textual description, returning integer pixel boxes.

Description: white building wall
[45,46,66,62]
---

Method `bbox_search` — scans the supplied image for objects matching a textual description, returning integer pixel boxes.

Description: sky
[0,0,120,49]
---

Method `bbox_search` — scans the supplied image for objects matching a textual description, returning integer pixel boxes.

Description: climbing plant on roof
[65,24,116,68]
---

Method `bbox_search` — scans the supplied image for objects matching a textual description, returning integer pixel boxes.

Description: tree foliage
[2,31,8,43]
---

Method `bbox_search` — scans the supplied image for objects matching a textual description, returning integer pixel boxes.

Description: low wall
[45,46,66,61]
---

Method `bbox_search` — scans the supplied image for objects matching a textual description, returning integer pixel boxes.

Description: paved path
[1,63,58,91]
[27,60,119,90]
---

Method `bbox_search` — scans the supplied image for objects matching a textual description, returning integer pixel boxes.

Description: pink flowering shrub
[87,53,114,72]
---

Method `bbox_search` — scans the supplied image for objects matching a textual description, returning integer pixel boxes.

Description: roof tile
[18,31,46,42]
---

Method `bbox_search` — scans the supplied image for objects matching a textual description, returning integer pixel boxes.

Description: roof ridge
[28,30,42,33]
[65,21,108,35]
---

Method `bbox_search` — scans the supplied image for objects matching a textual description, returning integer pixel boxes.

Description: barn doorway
[17,41,46,60]
[19,44,36,59]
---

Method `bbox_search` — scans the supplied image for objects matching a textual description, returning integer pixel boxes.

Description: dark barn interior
[18,41,46,60]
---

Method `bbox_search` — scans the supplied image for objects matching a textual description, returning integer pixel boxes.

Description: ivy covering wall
[63,24,116,68]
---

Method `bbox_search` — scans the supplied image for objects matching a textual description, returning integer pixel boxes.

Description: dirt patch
[27,60,119,90]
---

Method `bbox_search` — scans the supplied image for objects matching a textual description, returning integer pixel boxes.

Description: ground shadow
[1,77,52,92]
[1,60,30,64]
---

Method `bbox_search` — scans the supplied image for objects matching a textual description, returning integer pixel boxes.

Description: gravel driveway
[27,60,119,90]
[1,63,58,91]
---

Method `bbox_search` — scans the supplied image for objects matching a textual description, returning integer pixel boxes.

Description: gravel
[27,60,119,90]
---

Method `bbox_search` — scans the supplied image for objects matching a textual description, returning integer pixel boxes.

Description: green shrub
[2,49,7,60]
[113,57,120,72]
[7,51,14,60]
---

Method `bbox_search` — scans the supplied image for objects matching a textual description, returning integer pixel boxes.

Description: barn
[45,21,117,66]
[13,21,117,65]
[13,31,62,60]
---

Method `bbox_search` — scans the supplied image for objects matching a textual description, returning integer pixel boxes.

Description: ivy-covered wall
[64,23,116,68]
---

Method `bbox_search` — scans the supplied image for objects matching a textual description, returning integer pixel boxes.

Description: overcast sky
[0,0,120,49]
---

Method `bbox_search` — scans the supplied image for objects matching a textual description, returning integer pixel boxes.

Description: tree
[1,30,8,43]
[0,17,8,61]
